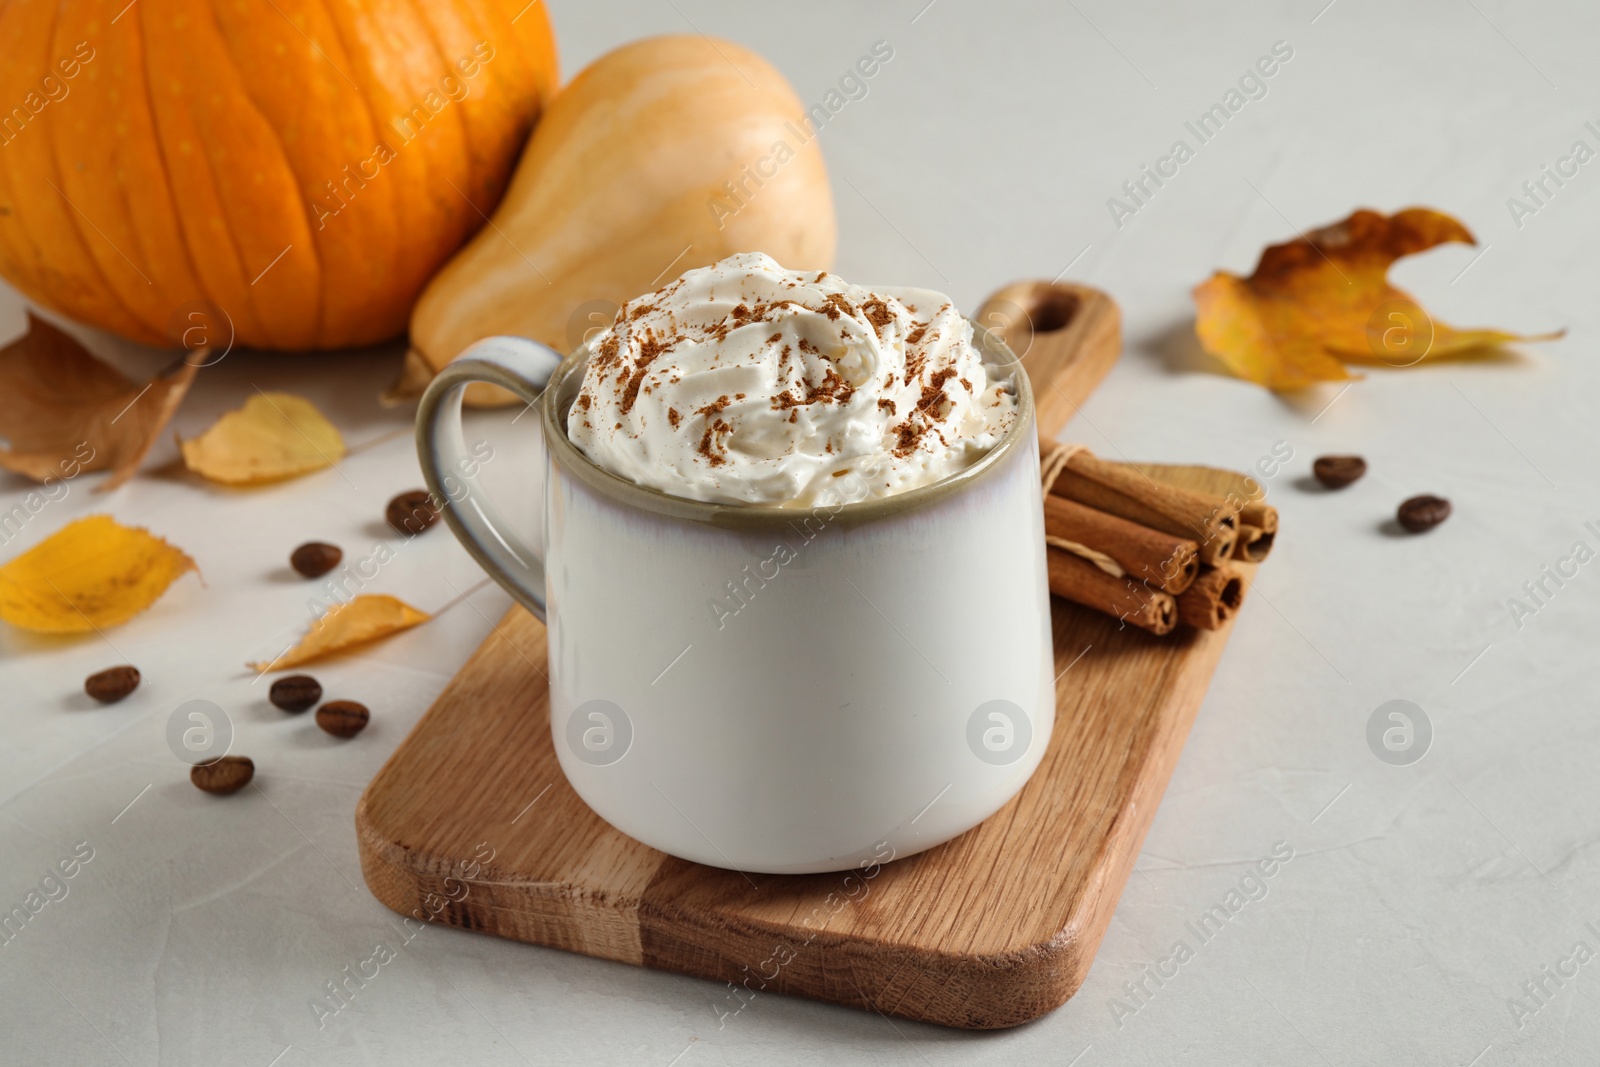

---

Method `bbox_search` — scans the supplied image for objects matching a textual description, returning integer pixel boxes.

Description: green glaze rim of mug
[539,321,1036,532]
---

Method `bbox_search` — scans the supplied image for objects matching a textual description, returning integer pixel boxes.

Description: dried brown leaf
[0,314,200,490]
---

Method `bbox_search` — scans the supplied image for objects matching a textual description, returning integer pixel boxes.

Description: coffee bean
[269,674,322,713]
[191,755,254,795]
[84,665,140,704]
[316,700,370,738]
[1397,495,1451,532]
[1312,454,1367,489]
[386,490,440,536]
[290,541,343,578]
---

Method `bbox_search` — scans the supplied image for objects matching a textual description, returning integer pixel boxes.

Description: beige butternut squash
[408,34,835,404]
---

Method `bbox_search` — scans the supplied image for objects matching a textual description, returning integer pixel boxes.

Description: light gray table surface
[4,1,1598,1063]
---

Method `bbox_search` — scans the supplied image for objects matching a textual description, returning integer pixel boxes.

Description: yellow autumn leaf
[1192,207,1563,391]
[0,515,197,633]
[251,594,431,672]
[181,392,346,485]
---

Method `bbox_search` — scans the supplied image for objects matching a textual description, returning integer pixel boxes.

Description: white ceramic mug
[416,327,1055,874]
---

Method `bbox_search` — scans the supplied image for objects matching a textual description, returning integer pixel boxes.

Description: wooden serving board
[357,281,1257,1029]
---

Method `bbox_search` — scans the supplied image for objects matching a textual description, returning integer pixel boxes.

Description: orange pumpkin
[0,0,558,351]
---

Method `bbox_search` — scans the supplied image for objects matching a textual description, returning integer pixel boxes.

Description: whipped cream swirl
[565,253,1017,507]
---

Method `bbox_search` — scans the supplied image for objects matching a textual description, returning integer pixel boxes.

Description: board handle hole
[1027,290,1080,334]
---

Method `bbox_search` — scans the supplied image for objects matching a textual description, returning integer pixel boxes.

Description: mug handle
[415,336,565,623]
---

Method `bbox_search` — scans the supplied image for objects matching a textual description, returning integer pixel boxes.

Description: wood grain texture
[356,282,1259,1029]
[973,280,1121,439]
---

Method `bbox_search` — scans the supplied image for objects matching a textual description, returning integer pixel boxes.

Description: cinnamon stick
[1176,564,1246,630]
[1044,446,1240,564]
[1046,550,1176,635]
[1117,460,1277,562]
[1043,494,1199,595]
[1241,501,1278,533]
[1232,524,1274,562]
[1233,500,1276,559]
